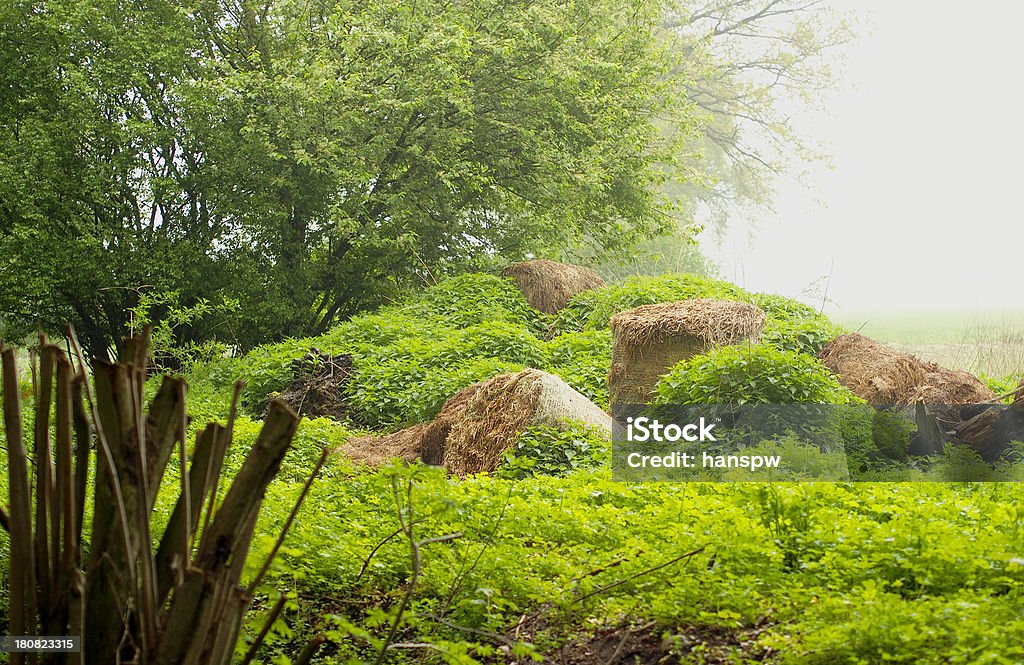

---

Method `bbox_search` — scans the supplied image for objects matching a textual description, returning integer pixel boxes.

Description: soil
[272,350,353,420]
[506,610,774,664]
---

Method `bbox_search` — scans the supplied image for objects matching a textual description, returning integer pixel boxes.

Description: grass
[832,309,1024,380]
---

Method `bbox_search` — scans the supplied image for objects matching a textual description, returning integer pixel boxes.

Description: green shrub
[545,330,612,366]
[407,273,542,330]
[317,309,453,352]
[552,273,751,333]
[750,293,844,356]
[655,343,857,405]
[449,322,548,368]
[498,421,610,479]
[761,317,844,356]
[348,355,526,428]
[543,330,612,408]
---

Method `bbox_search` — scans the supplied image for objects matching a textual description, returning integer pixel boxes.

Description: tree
[0,0,697,358]
[662,0,855,229]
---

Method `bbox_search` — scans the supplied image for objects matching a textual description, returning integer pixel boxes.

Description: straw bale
[339,369,611,475]
[818,333,995,405]
[608,300,765,406]
[501,259,606,314]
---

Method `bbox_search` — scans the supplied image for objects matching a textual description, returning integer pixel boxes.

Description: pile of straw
[500,259,606,314]
[818,333,995,405]
[608,299,766,406]
[340,369,611,475]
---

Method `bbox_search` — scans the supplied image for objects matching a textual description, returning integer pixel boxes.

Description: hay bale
[919,363,995,403]
[817,333,996,405]
[339,369,611,476]
[817,334,926,403]
[607,299,766,407]
[501,259,606,314]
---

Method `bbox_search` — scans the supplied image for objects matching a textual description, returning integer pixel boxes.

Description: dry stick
[3,346,39,664]
[375,476,463,665]
[353,521,426,584]
[67,326,138,662]
[126,346,161,659]
[53,353,76,639]
[293,636,328,665]
[239,594,289,665]
[438,483,514,617]
[246,446,331,595]
[35,343,56,619]
[70,376,91,551]
[202,381,243,538]
[177,381,191,574]
[571,546,706,605]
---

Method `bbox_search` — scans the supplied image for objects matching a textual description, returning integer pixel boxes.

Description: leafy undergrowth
[237,459,1024,664]
[194,272,845,430]
[160,270,1024,663]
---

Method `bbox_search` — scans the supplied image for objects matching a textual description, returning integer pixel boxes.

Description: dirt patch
[506,618,773,665]
[501,259,606,314]
[271,351,353,420]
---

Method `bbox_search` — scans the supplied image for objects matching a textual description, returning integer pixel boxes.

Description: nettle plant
[655,343,857,405]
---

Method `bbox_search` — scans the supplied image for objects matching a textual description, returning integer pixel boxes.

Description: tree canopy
[0,0,850,358]
[1,0,699,357]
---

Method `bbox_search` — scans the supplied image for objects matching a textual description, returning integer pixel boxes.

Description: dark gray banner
[612,402,1024,482]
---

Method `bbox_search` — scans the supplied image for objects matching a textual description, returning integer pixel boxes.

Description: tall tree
[0,0,696,357]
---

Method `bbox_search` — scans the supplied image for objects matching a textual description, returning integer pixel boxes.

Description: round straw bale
[500,259,606,314]
[817,333,926,403]
[338,369,611,476]
[817,333,996,405]
[607,299,766,407]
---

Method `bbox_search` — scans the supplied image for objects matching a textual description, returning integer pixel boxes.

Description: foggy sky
[700,1,1024,313]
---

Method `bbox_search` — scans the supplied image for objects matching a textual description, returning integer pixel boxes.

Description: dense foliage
[654,343,857,405]
[0,0,693,358]
[4,271,1024,663]
[202,272,846,427]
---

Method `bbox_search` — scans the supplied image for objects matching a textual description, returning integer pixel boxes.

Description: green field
[832,309,1024,382]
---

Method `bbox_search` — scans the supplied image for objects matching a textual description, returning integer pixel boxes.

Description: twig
[572,546,706,605]
[240,594,288,665]
[354,519,427,584]
[374,476,463,665]
[247,446,330,594]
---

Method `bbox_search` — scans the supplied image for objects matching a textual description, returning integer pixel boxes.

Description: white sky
[699,1,1024,314]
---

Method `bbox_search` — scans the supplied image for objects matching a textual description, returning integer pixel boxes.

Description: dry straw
[817,333,995,405]
[500,259,606,314]
[608,300,766,406]
[341,369,611,476]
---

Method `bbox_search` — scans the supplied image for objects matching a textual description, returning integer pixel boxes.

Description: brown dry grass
[501,259,606,314]
[818,333,995,404]
[609,300,765,350]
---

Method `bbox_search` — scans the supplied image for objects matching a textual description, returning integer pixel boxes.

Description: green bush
[655,343,857,405]
[543,330,612,408]
[497,421,610,479]
[761,317,844,356]
[545,330,612,366]
[750,293,843,356]
[407,273,542,330]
